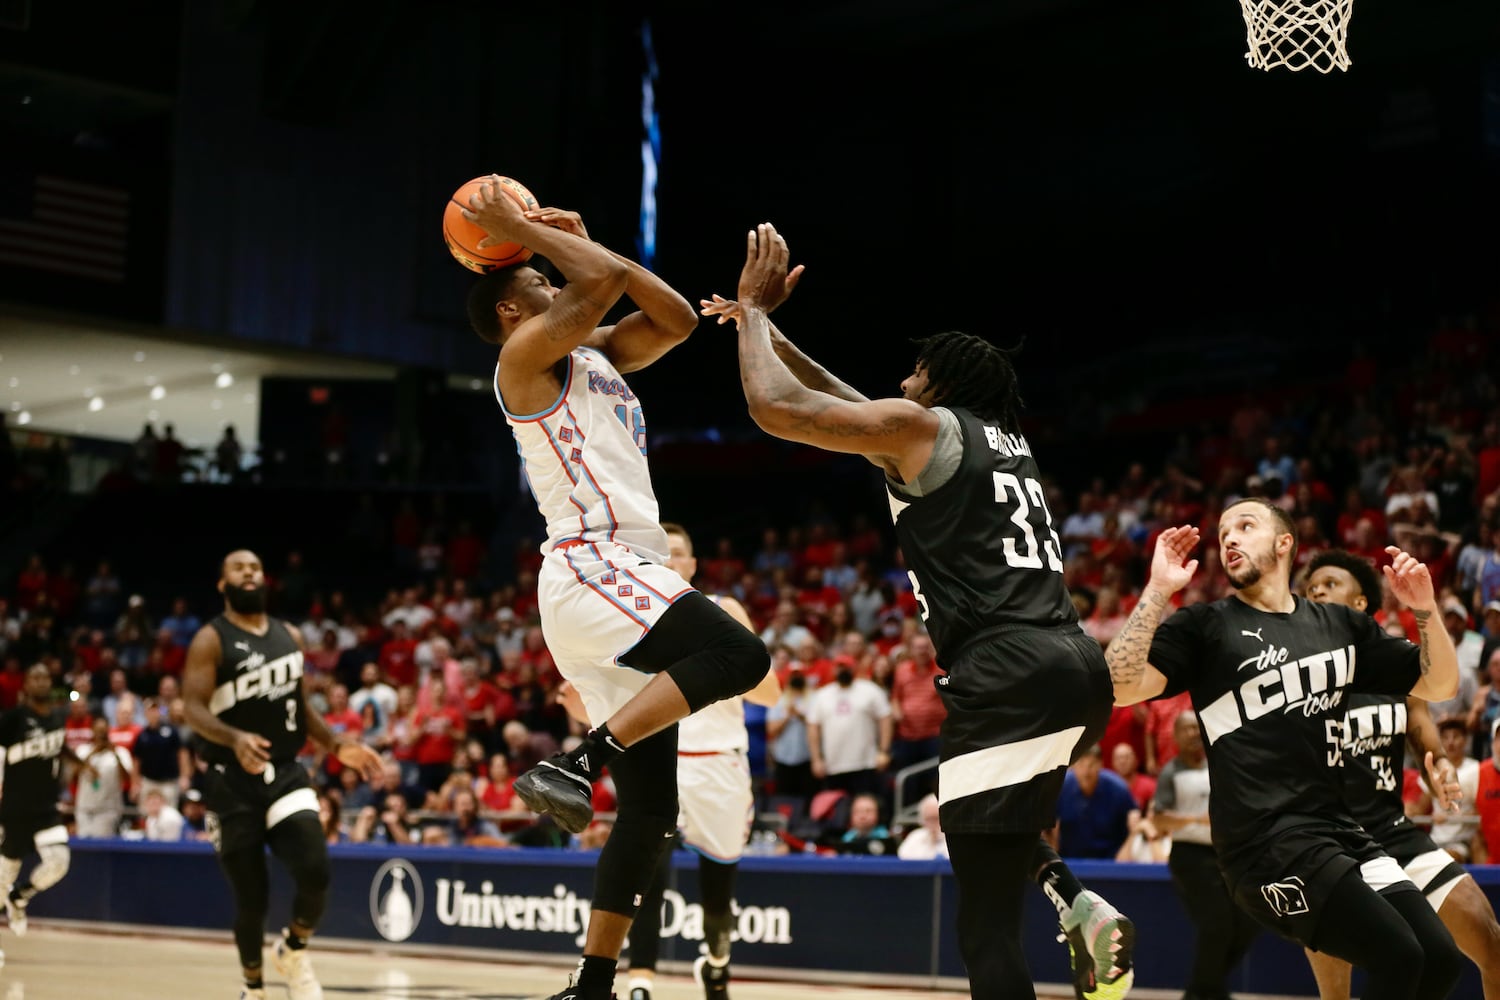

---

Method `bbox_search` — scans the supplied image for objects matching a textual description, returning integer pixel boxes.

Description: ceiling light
[470,379,484,391]
[215,372,234,389]
[16,411,29,425]
[88,397,104,412]
[149,386,166,401]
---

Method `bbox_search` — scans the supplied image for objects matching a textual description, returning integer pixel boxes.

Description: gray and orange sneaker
[1059,889,1135,1000]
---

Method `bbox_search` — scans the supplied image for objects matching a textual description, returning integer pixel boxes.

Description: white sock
[704,952,730,968]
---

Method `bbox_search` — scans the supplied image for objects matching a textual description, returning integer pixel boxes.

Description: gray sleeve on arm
[893,407,963,498]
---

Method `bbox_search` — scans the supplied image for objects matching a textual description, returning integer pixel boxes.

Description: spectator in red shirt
[108,693,143,751]
[459,658,514,753]
[516,625,557,686]
[411,678,466,791]
[1109,742,1157,812]
[890,632,946,800]
[791,636,835,690]
[0,657,23,709]
[1145,690,1194,774]
[147,627,187,676]
[476,752,518,812]
[800,522,838,571]
[13,553,48,613]
[1100,703,1149,779]
[379,618,418,689]
[701,537,747,594]
[446,519,486,581]
[63,693,94,754]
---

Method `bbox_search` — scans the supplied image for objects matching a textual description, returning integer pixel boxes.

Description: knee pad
[621,593,771,712]
[592,811,678,916]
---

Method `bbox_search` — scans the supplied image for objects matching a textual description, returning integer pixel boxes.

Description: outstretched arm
[1386,546,1459,703]
[734,225,936,479]
[701,291,868,403]
[1406,697,1461,813]
[1107,526,1200,705]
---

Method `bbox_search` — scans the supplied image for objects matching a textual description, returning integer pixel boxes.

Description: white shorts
[1404,847,1471,911]
[677,750,754,863]
[539,541,694,726]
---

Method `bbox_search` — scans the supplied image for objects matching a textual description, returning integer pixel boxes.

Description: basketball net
[1239,0,1353,73]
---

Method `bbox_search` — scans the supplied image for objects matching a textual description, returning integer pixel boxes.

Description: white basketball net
[1239,0,1354,73]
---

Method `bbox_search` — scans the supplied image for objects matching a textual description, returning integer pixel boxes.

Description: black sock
[1036,859,1087,922]
[576,954,618,996]
[10,882,32,904]
[568,724,625,781]
[284,928,308,950]
[245,976,264,990]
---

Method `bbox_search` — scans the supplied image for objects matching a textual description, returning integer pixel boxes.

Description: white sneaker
[5,896,26,937]
[273,933,324,1000]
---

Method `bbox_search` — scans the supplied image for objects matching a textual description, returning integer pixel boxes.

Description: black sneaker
[514,754,595,834]
[692,955,730,998]
[541,985,615,1000]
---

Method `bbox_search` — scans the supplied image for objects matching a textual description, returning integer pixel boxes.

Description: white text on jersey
[209,650,304,715]
[1199,644,1357,744]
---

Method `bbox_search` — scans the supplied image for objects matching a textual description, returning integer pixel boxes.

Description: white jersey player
[462,186,771,1000]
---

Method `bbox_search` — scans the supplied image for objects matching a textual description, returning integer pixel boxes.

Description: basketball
[443,175,538,273]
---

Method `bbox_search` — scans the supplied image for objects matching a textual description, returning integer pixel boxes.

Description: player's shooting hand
[337,739,385,784]
[737,223,793,311]
[462,174,530,248]
[233,730,272,775]
[524,207,589,240]
[1425,750,1462,813]
[1382,546,1436,610]
[1150,525,1201,595]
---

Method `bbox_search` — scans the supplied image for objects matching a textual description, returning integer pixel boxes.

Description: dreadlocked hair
[912,331,1024,430]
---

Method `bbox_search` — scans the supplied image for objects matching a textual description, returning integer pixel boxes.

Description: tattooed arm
[1108,526,1201,705]
[732,224,938,481]
[1383,546,1459,702]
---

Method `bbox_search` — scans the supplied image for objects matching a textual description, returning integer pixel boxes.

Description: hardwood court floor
[0,925,1005,1000]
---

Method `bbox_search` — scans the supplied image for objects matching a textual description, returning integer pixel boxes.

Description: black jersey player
[1109,501,1463,1000]
[0,663,71,942]
[1303,548,1500,999]
[184,550,382,1000]
[718,224,1134,1000]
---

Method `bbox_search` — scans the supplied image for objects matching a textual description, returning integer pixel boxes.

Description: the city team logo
[370,858,424,942]
[1260,875,1309,918]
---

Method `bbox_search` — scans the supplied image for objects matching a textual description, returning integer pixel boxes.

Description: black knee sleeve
[699,857,738,960]
[218,847,270,970]
[593,811,678,916]
[626,842,673,972]
[620,592,770,713]
[268,814,332,930]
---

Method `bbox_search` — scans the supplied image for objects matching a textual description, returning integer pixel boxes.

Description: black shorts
[935,623,1113,834]
[204,760,318,856]
[0,811,65,860]
[1226,820,1415,948]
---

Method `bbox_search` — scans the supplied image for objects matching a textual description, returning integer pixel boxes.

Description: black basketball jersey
[1341,693,1416,836]
[0,703,67,822]
[205,615,307,767]
[887,407,1076,663]
[1148,596,1420,871]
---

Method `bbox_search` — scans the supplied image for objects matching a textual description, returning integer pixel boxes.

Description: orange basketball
[443,175,538,273]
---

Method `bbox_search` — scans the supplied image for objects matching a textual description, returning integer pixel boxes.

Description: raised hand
[737,223,793,311]
[1382,546,1436,610]
[1425,750,1462,813]
[337,740,386,783]
[1149,525,1201,595]
[461,174,530,249]
[523,206,589,240]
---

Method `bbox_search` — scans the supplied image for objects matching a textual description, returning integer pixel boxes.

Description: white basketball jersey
[679,595,750,753]
[497,347,669,563]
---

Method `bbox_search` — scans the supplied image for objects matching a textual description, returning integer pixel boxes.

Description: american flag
[0,174,130,282]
